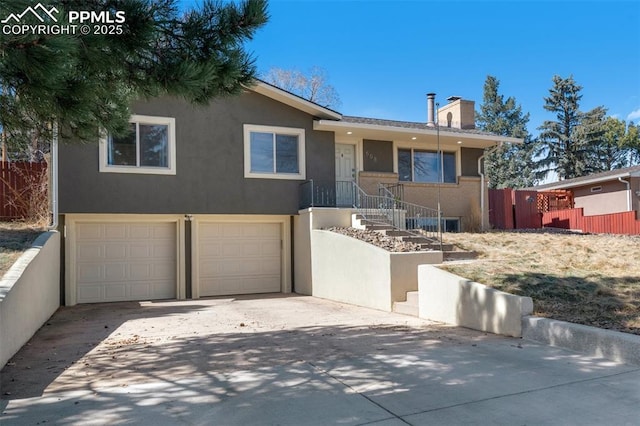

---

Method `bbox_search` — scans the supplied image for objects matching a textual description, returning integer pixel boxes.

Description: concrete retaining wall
[418,265,533,337]
[294,208,354,296]
[311,230,442,311]
[0,231,60,368]
[522,316,640,366]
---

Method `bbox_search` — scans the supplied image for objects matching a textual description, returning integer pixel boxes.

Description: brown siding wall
[58,92,335,215]
[460,148,483,177]
[363,140,393,172]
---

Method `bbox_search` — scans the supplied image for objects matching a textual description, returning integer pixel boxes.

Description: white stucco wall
[311,230,442,311]
[575,190,630,216]
[0,231,60,368]
[418,265,533,337]
[294,208,354,295]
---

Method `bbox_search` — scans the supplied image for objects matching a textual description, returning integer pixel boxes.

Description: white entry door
[335,144,355,206]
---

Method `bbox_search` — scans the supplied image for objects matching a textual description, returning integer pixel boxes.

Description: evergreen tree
[475,75,536,188]
[623,121,640,165]
[536,75,598,180]
[582,114,629,172]
[0,0,268,156]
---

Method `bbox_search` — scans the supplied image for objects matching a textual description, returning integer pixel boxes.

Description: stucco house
[58,81,521,306]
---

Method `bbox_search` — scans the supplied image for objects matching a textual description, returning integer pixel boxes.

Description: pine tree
[476,75,536,188]
[623,121,640,165]
[0,0,269,156]
[581,113,629,172]
[536,75,597,180]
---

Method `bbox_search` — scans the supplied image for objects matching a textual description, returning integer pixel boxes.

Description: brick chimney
[437,96,475,129]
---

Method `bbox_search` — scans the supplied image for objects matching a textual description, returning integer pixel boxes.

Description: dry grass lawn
[0,223,45,277]
[442,231,640,335]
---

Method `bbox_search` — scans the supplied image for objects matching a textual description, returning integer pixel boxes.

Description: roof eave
[248,81,342,120]
[536,172,634,190]
[314,119,523,144]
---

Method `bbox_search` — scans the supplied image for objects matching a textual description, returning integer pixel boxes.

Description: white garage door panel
[75,222,177,303]
[198,222,282,297]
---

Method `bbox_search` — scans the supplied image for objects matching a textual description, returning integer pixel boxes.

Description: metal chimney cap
[447,96,462,102]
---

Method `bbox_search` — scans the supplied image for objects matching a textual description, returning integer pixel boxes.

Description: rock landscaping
[326,227,429,252]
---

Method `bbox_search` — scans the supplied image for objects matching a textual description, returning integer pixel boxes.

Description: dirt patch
[442,230,640,335]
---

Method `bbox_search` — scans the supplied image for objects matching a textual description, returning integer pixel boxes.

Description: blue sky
[234,0,640,136]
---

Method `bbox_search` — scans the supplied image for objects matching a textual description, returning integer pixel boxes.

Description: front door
[335,144,355,206]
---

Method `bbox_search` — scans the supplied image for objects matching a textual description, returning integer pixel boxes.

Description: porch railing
[299,180,357,209]
[354,184,441,241]
[299,179,442,243]
[378,182,404,202]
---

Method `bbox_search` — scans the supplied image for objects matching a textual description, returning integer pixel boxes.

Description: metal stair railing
[378,183,405,202]
[353,182,442,243]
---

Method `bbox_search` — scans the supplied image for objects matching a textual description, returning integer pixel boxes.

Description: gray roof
[341,115,500,137]
[533,164,640,190]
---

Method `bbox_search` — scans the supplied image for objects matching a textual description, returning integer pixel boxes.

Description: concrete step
[393,300,419,317]
[379,230,413,237]
[360,219,392,226]
[419,243,455,251]
[401,236,437,245]
[364,224,395,231]
[405,291,419,305]
[443,250,479,261]
[354,214,389,221]
[393,291,419,317]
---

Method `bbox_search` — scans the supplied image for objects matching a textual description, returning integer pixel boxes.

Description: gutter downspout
[618,177,631,211]
[48,122,58,230]
[478,142,502,230]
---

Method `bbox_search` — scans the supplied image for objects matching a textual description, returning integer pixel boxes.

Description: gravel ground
[326,227,429,252]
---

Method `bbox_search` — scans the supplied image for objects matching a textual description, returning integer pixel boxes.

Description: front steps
[393,291,419,317]
[351,214,477,260]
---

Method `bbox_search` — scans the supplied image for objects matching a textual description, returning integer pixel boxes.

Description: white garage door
[198,222,281,297]
[75,222,177,303]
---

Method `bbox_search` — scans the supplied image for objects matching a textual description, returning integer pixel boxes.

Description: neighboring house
[58,81,520,305]
[531,165,640,216]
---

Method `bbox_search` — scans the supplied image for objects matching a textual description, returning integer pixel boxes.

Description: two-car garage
[65,215,291,305]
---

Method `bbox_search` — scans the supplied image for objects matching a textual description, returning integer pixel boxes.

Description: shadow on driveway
[2,294,639,425]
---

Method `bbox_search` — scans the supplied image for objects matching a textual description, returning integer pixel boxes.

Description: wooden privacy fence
[489,188,543,230]
[0,161,48,221]
[542,208,640,235]
[490,188,640,235]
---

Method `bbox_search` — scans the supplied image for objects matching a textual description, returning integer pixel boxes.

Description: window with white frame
[398,148,456,183]
[100,115,176,175]
[244,124,305,179]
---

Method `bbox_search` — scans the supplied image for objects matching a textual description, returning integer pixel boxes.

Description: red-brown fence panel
[542,208,640,235]
[513,190,542,229]
[489,188,515,230]
[0,161,48,221]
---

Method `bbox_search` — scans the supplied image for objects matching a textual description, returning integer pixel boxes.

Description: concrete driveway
[1,294,639,425]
